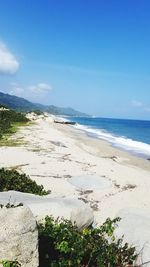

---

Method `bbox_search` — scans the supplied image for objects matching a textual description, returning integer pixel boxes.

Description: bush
[0,109,29,139]
[0,260,20,267]
[32,110,44,115]
[38,216,137,267]
[0,168,48,196]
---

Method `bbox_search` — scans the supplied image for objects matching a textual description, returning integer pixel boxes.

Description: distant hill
[0,92,88,117]
[46,105,88,116]
[0,92,42,111]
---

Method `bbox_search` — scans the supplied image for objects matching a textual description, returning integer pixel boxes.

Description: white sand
[0,114,150,225]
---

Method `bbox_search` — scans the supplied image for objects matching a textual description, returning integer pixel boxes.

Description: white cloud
[0,42,19,74]
[9,82,52,100]
[131,100,143,107]
[9,87,25,97]
[28,83,52,93]
[131,100,150,113]
[144,107,150,112]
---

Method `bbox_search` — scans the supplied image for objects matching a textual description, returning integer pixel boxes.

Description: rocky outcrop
[0,191,93,265]
[54,120,76,125]
[0,191,94,229]
[115,208,150,266]
[0,205,38,267]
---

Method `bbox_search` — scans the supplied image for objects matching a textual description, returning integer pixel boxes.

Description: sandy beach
[0,114,150,225]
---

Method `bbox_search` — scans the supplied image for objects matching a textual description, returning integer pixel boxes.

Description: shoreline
[64,116,150,161]
[57,121,150,172]
[0,113,150,225]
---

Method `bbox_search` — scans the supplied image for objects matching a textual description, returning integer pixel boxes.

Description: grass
[10,121,30,133]
[0,121,32,147]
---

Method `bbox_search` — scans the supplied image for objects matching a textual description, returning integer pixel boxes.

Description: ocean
[67,117,150,159]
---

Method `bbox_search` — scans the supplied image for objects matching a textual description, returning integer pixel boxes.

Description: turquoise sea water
[68,117,150,159]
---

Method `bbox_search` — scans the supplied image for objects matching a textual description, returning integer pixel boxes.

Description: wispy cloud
[9,82,52,100]
[28,61,128,78]
[28,61,150,81]
[28,83,52,93]
[131,100,150,113]
[131,100,143,107]
[0,42,19,74]
[9,86,24,97]
[47,64,126,77]
[144,107,150,112]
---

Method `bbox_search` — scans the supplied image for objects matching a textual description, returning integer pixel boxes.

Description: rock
[115,208,150,266]
[0,204,38,267]
[54,120,76,125]
[0,191,94,229]
[68,175,112,191]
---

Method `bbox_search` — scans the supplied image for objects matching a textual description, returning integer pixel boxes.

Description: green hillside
[0,92,44,111]
[0,92,88,116]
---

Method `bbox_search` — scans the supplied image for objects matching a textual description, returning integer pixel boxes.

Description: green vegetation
[0,260,20,267]
[0,108,29,139]
[0,216,137,267]
[29,110,44,115]
[38,216,137,267]
[0,168,48,195]
[0,137,25,147]
[0,91,89,116]
[0,104,8,109]
[0,91,40,111]
[0,98,137,266]
[0,203,23,209]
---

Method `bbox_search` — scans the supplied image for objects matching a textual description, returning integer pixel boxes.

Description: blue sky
[0,0,150,119]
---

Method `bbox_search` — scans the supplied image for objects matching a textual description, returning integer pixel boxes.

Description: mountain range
[0,91,88,117]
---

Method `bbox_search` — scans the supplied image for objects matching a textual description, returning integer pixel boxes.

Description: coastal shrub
[30,110,44,115]
[0,109,29,139]
[0,260,20,267]
[0,168,48,196]
[38,216,137,267]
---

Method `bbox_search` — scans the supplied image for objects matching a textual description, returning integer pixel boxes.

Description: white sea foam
[74,124,150,158]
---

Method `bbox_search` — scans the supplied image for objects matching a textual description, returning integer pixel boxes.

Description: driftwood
[54,120,76,125]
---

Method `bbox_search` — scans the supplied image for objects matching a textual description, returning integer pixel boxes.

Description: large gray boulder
[0,191,94,229]
[0,205,38,267]
[115,208,150,266]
